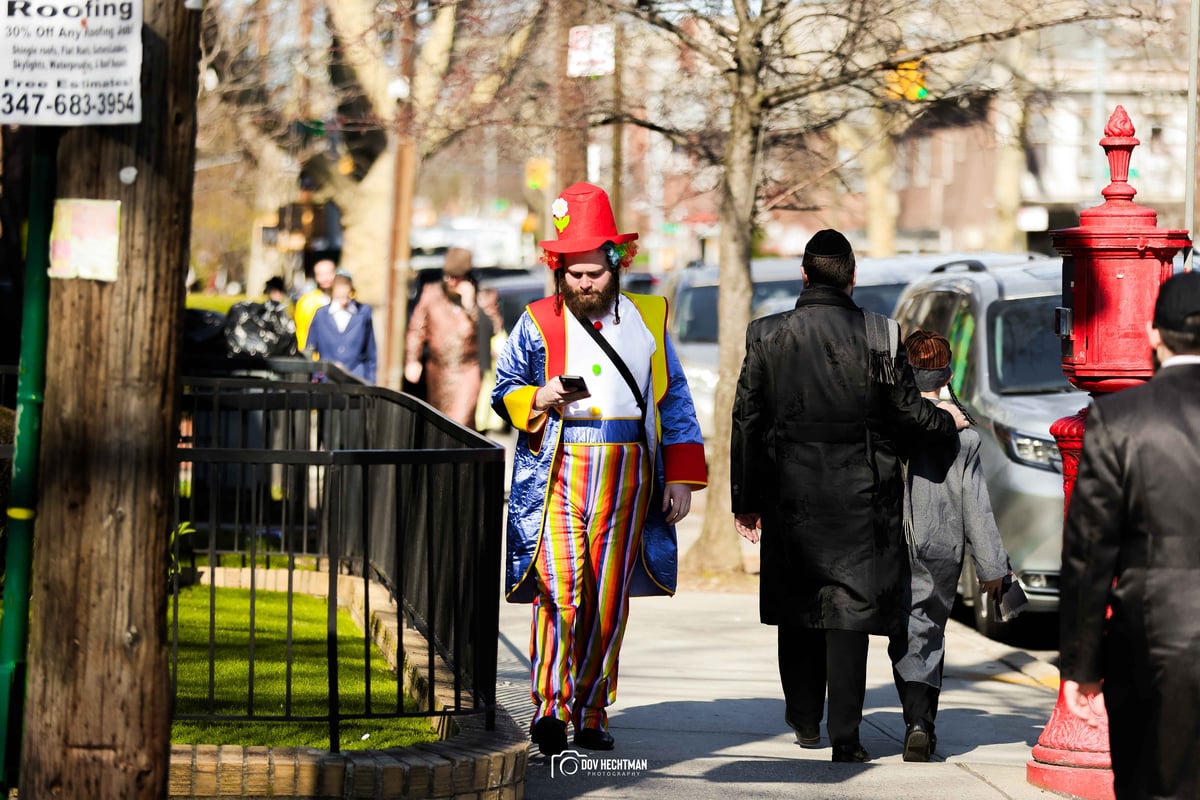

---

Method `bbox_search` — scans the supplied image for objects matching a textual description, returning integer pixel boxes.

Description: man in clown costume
[492,182,707,756]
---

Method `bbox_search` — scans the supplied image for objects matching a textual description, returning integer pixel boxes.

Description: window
[675,286,719,343]
[987,295,1073,393]
[752,278,804,308]
[900,290,961,337]
[946,300,977,399]
[853,283,907,317]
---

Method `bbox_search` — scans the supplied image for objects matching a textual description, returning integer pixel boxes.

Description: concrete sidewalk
[492,485,1064,799]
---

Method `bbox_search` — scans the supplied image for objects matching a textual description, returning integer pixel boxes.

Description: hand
[457,281,477,309]
[533,376,591,412]
[404,362,423,384]
[1062,679,1106,727]
[936,400,969,431]
[734,513,761,544]
[662,484,692,524]
[980,575,1005,602]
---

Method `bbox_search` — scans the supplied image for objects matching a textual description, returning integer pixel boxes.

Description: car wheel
[969,568,1011,640]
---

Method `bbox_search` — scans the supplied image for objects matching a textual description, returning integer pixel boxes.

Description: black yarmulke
[804,228,852,257]
[1154,271,1200,333]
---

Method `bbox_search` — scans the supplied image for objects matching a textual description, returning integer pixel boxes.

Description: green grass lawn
[171,585,439,750]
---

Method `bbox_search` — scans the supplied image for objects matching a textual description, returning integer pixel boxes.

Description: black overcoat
[1059,362,1200,800]
[731,285,956,633]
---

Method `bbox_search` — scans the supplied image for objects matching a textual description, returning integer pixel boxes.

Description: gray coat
[892,427,1008,687]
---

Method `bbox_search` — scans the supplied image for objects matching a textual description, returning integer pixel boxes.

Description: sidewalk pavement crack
[957,762,1024,798]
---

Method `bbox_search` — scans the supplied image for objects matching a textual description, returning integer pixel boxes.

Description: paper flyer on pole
[49,198,121,281]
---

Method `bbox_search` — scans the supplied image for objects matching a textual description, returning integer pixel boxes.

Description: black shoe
[531,716,568,756]
[573,727,615,750]
[929,733,938,756]
[902,722,933,762]
[784,711,822,748]
[831,743,870,763]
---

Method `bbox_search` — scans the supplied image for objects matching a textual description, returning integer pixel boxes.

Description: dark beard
[1151,346,1161,373]
[563,275,618,318]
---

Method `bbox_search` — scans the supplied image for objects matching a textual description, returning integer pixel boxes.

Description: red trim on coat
[527,296,566,380]
[663,442,707,486]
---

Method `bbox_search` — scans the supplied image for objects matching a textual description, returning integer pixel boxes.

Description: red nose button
[593,321,603,330]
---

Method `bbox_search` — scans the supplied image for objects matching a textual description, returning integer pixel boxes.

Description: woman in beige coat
[404,247,503,428]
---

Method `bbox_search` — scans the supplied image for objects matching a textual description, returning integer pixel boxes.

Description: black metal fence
[172,358,505,751]
[0,357,505,752]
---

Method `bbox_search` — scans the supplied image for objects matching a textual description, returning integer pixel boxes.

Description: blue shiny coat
[492,293,707,603]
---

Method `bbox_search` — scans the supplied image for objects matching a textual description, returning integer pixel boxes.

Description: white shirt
[1162,354,1200,368]
[330,301,356,333]
[563,299,656,421]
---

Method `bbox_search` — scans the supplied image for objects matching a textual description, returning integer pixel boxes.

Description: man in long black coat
[1060,271,1200,800]
[731,229,966,763]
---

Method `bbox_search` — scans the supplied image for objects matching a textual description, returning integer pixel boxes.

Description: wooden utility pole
[20,1,200,797]
[384,6,418,391]
[555,0,589,189]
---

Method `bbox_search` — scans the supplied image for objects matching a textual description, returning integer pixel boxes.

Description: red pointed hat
[539,182,638,254]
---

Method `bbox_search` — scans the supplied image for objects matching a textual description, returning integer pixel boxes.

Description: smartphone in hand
[559,374,589,395]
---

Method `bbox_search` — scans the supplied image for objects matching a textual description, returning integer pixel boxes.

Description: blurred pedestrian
[731,228,967,763]
[491,182,707,756]
[1060,271,1200,800]
[306,270,377,383]
[294,258,336,350]
[887,329,1009,762]
[404,247,503,428]
[264,275,290,310]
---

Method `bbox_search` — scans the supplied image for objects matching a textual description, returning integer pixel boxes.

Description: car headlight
[993,422,1062,473]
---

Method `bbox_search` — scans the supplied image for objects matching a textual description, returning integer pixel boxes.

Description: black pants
[1105,669,1200,800]
[886,630,943,731]
[778,626,868,749]
[895,679,939,730]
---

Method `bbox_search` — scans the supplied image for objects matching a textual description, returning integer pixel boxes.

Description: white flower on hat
[552,197,569,218]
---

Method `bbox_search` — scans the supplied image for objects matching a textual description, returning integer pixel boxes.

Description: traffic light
[886,60,929,103]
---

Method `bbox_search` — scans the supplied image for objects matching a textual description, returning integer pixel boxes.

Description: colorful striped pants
[530,440,651,731]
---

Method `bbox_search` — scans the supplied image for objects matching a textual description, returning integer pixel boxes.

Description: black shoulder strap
[573,311,647,423]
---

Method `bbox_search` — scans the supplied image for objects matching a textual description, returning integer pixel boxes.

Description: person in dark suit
[731,228,967,763]
[306,270,377,383]
[1060,271,1200,800]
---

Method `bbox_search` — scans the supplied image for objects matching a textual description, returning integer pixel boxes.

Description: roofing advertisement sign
[0,0,143,125]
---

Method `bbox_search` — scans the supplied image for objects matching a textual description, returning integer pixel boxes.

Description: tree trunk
[554,0,589,187]
[334,151,397,310]
[864,107,898,257]
[20,3,199,798]
[989,39,1030,253]
[682,92,759,576]
[990,91,1027,252]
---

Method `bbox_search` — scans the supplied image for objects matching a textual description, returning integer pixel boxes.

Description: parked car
[664,252,1042,446]
[891,257,1084,638]
[478,271,547,334]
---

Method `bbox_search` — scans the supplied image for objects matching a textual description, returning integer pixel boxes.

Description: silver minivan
[892,258,1084,638]
[663,252,1042,446]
